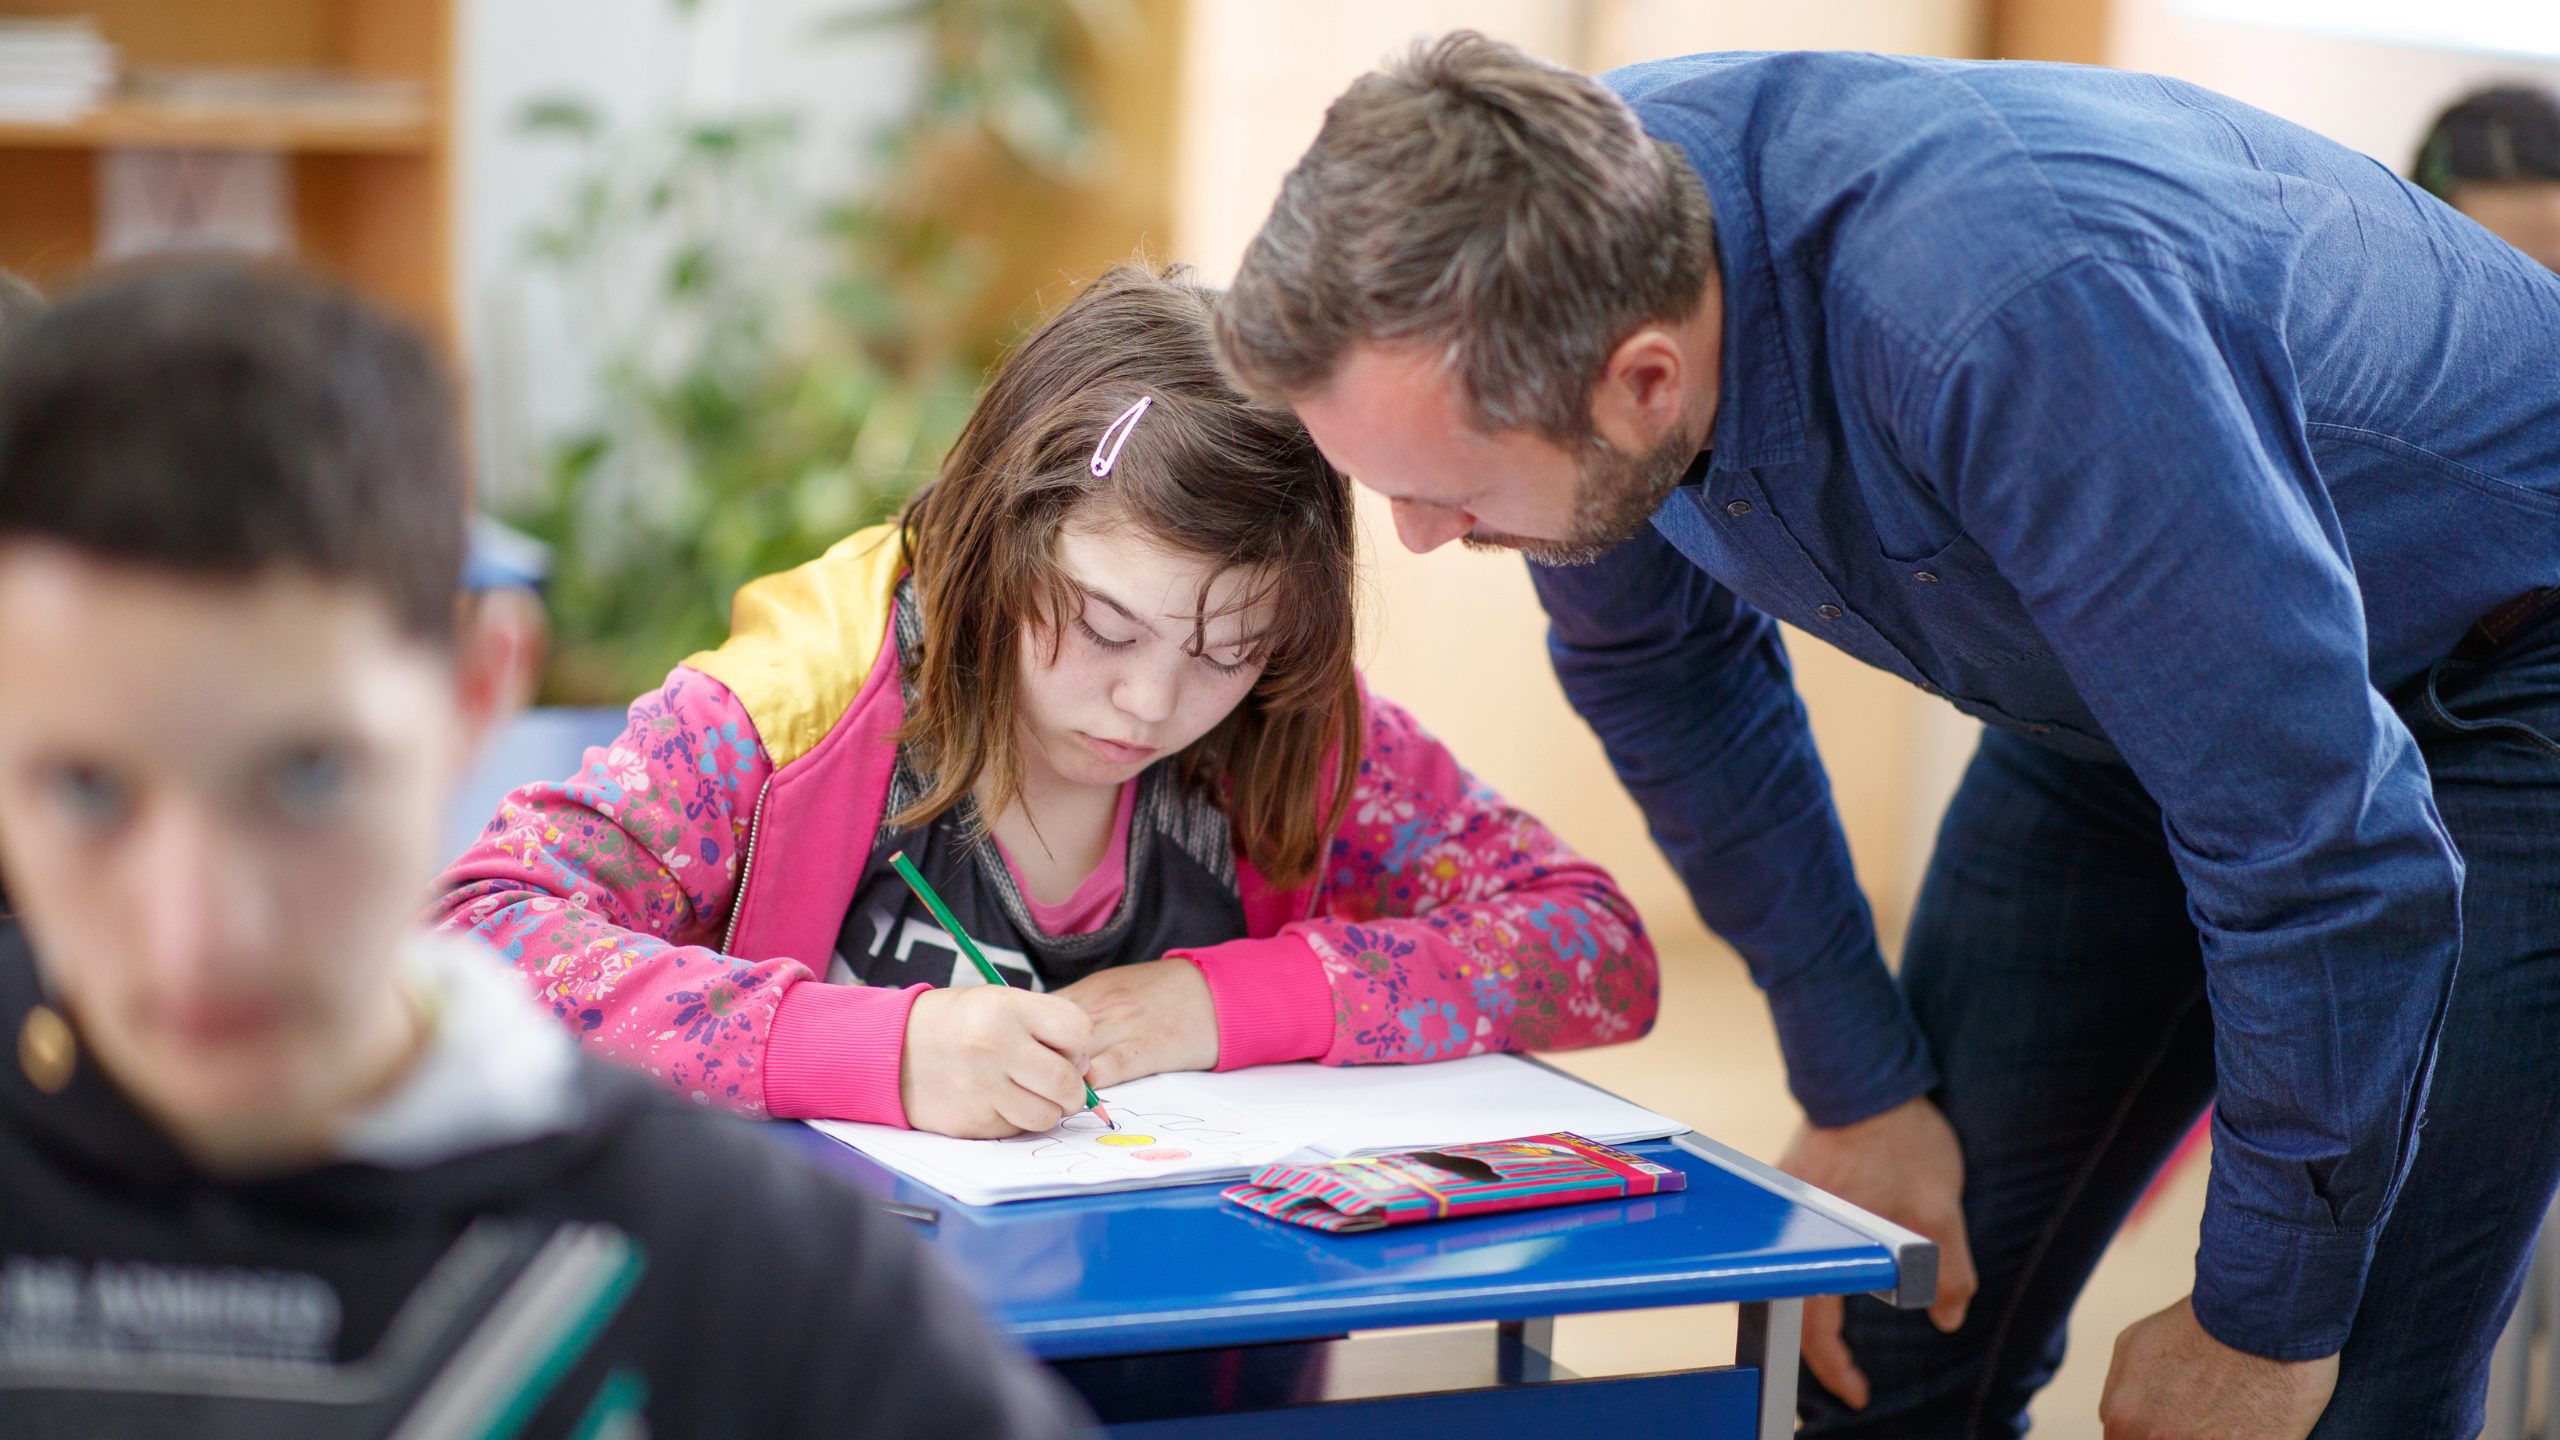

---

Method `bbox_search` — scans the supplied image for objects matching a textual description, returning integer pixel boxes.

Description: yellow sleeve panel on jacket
[683,523,907,770]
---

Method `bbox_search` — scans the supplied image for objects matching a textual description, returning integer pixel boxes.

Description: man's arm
[1919,255,2462,1360]
[1530,526,1937,1125]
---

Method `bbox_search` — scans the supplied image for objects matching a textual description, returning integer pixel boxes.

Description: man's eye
[270,746,355,818]
[45,764,130,828]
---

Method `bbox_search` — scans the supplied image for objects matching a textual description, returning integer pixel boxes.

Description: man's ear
[449,589,548,766]
[1589,326,1687,453]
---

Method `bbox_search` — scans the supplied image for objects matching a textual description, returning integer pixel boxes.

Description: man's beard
[1459,423,1699,567]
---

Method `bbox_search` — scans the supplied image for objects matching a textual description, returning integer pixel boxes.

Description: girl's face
[1012,522,1273,793]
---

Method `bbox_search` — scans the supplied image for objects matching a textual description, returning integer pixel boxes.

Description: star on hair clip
[1090,395,1152,478]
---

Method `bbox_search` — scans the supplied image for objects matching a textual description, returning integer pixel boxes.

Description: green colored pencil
[887,850,1115,1128]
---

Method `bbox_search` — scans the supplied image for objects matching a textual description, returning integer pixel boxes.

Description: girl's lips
[1077,732,1158,765]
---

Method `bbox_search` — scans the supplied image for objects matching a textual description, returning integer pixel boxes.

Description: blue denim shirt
[1533,52,2560,1358]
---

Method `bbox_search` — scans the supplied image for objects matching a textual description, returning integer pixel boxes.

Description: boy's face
[0,543,493,1158]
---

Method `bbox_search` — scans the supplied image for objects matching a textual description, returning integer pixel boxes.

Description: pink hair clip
[1090,395,1152,478]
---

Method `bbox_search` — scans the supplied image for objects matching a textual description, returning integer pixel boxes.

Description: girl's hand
[1057,959,1219,1089]
[898,986,1095,1138]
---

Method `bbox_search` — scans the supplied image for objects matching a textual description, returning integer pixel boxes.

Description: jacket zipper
[721,775,774,955]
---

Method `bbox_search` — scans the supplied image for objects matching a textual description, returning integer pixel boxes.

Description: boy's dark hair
[0,263,466,643]
[2412,84,2560,199]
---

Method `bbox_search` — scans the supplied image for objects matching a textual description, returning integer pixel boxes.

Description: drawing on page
[995,1106,1254,1175]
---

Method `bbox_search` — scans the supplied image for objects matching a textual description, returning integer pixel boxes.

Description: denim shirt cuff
[2191,1206,2376,1361]
[1762,950,1938,1128]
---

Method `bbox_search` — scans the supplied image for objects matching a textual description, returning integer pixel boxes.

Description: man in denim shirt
[1218,34,2560,1440]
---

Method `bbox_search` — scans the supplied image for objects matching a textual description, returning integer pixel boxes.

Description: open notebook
[809,1053,1687,1206]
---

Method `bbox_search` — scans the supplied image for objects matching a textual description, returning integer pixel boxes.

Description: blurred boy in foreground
[0,264,1084,1439]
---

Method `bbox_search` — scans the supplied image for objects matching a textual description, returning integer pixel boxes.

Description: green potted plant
[508,0,1125,707]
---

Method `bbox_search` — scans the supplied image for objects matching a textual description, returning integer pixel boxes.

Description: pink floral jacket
[430,526,1657,1126]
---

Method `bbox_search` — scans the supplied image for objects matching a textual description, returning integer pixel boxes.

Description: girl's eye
[1073,615,1135,650]
[270,745,355,819]
[1199,652,1252,677]
[44,763,130,830]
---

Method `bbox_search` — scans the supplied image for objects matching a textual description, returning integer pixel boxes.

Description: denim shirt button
[1725,499,1753,517]
[1914,570,1940,583]
[1816,603,1844,620]
[1920,682,1943,696]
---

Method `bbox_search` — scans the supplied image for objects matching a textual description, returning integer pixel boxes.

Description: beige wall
[1173,0,1990,953]
[2106,2,2560,167]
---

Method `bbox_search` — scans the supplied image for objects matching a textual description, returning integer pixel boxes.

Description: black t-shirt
[0,926,1087,1439]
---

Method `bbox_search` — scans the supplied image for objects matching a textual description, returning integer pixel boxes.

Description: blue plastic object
[782,1127,1895,1361]
[1101,1366,1759,1439]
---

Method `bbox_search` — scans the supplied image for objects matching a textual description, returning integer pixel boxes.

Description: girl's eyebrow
[1076,583,1160,637]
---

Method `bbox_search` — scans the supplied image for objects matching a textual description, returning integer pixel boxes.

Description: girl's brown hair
[894,262,1361,888]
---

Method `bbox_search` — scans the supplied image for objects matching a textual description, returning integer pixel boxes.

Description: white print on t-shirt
[0,1254,340,1364]
[825,904,1041,991]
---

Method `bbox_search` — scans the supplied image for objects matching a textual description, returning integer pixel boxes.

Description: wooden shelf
[0,95,434,153]
[0,0,455,344]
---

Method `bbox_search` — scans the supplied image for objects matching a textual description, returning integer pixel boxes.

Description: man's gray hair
[1215,31,1716,441]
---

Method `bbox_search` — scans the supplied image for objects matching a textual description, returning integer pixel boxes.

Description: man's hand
[2100,1297,2335,1440]
[1778,1095,1978,1408]
[1056,958,1219,1089]
[899,986,1095,1138]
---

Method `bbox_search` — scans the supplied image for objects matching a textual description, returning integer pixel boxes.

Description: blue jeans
[1801,604,2560,1439]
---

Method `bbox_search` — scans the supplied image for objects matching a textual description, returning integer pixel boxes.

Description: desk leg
[1495,1317,1556,1384]
[1735,1299,1803,1440]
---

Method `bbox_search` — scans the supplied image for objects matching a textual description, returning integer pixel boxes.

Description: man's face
[1292,344,1697,565]
[2455,180,2560,272]
[0,544,479,1153]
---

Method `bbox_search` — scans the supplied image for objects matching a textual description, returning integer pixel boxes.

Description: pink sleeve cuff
[1177,935,1335,1070]
[760,980,927,1126]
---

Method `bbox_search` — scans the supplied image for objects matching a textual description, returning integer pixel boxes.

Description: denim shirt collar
[1633,99,1808,470]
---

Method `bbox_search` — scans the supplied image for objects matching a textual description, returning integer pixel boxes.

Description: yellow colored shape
[1095,1133,1157,1147]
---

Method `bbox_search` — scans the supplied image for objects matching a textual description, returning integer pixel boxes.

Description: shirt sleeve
[1917,255,2462,1360]
[1529,527,1939,1127]
[428,667,918,1125]
[1175,684,1660,1068]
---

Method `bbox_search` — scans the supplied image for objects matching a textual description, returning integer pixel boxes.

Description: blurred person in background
[462,513,554,720]
[1220,34,2560,1440]
[0,269,39,338]
[2413,83,2560,271]
[0,264,1084,1439]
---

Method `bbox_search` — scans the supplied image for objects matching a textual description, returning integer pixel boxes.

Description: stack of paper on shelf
[0,17,114,122]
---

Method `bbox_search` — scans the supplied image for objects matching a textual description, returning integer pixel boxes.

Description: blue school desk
[783,1118,1936,1439]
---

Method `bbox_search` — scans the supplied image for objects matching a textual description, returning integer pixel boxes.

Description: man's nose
[1390,497,1472,554]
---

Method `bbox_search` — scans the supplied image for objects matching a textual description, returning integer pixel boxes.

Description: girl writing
[432,265,1658,1137]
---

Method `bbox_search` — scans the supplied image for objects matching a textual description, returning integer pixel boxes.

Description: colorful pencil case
[1221,1132,1685,1233]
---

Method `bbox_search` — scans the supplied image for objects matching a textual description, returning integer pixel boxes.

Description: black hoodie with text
[0,921,1087,1440]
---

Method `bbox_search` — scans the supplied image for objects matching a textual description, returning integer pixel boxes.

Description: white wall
[455,0,922,504]
[2113,0,2560,173]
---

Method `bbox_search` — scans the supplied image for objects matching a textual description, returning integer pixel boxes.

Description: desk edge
[1671,1131,1939,1310]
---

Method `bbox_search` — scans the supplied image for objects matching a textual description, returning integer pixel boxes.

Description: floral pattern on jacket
[1284,696,1655,1065]
[431,664,1657,1117]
